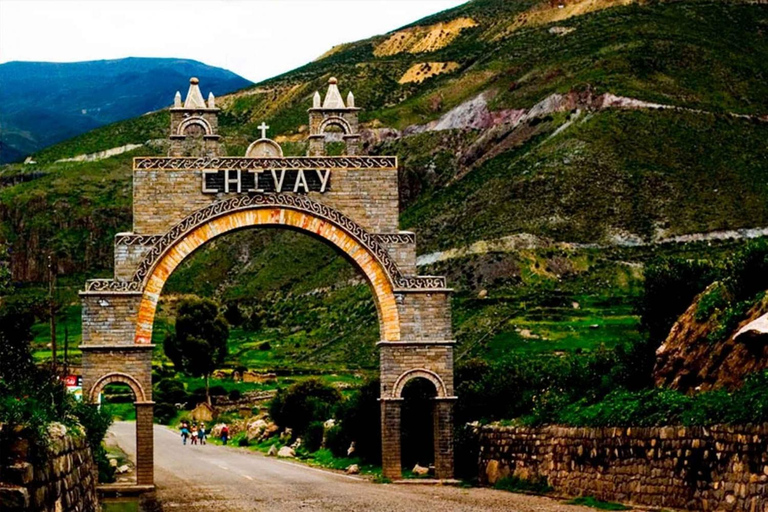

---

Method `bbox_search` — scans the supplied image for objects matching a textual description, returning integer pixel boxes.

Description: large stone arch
[88,372,147,403]
[131,195,402,345]
[177,116,213,136]
[318,116,352,135]
[391,368,448,399]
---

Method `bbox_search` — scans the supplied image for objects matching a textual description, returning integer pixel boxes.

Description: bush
[154,403,178,424]
[209,385,227,396]
[228,389,242,401]
[324,424,351,458]
[304,421,325,452]
[258,341,271,351]
[334,379,381,463]
[269,379,341,436]
[154,378,188,405]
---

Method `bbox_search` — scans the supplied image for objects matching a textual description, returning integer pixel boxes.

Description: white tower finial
[322,77,345,109]
[346,91,355,108]
[183,77,207,109]
[174,91,182,108]
[208,92,215,109]
[313,91,321,108]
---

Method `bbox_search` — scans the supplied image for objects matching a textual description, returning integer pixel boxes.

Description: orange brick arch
[134,207,401,345]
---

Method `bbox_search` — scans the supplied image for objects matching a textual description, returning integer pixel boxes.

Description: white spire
[207,92,215,109]
[322,77,345,109]
[346,91,355,108]
[174,91,182,108]
[183,77,207,109]
[313,91,321,108]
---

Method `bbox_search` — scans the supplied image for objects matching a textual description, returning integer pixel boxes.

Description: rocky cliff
[654,286,768,392]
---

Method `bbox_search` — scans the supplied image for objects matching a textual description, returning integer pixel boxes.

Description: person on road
[191,424,199,445]
[180,421,190,445]
[199,423,207,445]
[220,424,229,445]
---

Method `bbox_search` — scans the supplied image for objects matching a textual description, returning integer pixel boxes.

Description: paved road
[109,422,593,512]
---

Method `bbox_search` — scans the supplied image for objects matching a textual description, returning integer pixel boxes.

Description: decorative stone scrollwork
[84,279,143,293]
[374,233,416,245]
[133,156,397,170]
[129,194,445,291]
[114,234,162,246]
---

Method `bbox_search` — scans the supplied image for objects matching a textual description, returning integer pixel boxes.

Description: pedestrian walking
[199,422,207,445]
[191,424,199,445]
[180,421,190,445]
[220,424,229,445]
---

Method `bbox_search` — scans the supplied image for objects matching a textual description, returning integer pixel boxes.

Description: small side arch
[391,368,447,399]
[89,372,147,403]
[177,116,213,137]
[318,116,352,135]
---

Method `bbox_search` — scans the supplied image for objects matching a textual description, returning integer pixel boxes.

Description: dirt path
[109,421,594,512]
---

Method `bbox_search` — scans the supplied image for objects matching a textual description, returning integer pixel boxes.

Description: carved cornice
[374,233,415,245]
[83,279,143,293]
[114,234,162,247]
[133,156,397,170]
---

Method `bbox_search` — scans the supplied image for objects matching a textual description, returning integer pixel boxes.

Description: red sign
[64,375,78,387]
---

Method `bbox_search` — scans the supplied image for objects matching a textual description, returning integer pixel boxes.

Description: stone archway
[130,195,402,345]
[80,75,456,488]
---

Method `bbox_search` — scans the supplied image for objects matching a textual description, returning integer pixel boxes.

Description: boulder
[116,465,130,475]
[277,446,295,458]
[267,445,278,457]
[246,419,268,441]
[484,459,509,485]
[412,464,429,476]
[346,464,360,475]
[108,459,118,468]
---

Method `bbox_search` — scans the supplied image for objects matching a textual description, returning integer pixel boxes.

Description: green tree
[164,298,229,404]
[0,243,10,296]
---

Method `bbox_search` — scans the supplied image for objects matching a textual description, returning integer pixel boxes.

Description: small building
[190,402,216,423]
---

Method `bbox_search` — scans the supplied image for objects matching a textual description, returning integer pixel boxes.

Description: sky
[0,0,468,83]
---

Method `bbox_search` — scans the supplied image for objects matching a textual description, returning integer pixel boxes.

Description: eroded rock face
[653,287,768,392]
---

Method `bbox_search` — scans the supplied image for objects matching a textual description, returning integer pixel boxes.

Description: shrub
[154,403,178,424]
[258,341,271,351]
[209,385,227,396]
[303,421,325,452]
[269,379,341,436]
[334,379,381,463]
[324,424,351,458]
[154,378,188,405]
[228,389,242,401]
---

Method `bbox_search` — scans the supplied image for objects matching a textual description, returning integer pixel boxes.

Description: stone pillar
[433,398,456,480]
[135,402,154,486]
[308,135,325,156]
[380,398,403,480]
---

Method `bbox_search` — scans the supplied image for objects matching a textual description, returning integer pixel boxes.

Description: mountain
[2,0,768,373]
[0,57,252,163]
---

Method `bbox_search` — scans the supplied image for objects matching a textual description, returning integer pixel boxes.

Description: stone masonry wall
[478,424,768,511]
[132,168,399,235]
[0,424,98,512]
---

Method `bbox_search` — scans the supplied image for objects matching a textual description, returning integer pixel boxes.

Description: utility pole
[63,323,69,376]
[48,253,57,373]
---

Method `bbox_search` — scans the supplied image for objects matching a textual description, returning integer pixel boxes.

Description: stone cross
[258,122,269,139]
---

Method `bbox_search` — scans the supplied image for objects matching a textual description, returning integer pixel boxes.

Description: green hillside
[2,0,768,375]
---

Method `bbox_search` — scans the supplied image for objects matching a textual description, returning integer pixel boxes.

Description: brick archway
[89,372,147,403]
[132,200,402,346]
[81,75,456,488]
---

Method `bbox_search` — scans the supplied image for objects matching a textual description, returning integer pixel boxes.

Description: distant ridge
[0,57,252,163]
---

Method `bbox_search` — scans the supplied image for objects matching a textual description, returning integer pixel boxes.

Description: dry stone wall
[478,424,768,511]
[0,424,98,512]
